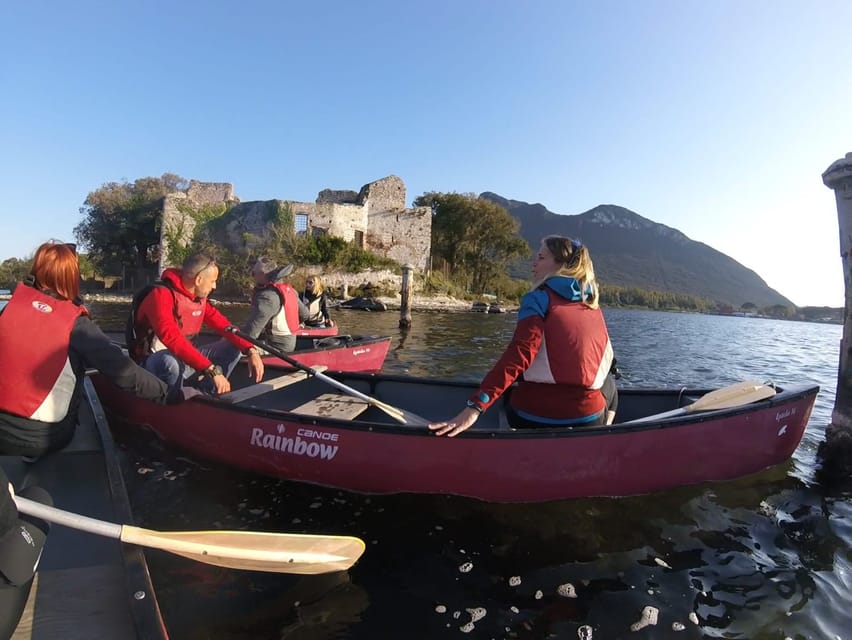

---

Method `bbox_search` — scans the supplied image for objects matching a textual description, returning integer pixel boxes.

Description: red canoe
[265,335,390,372]
[92,369,819,503]
[108,331,392,374]
[294,326,338,337]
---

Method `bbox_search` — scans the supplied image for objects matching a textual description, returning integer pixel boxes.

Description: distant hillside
[480,193,793,308]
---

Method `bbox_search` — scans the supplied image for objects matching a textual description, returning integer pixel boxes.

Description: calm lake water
[89,304,848,640]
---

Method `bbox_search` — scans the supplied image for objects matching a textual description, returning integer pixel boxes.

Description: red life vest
[263,281,300,337]
[0,284,84,421]
[523,290,613,389]
[129,278,206,359]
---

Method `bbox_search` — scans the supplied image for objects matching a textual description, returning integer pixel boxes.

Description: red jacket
[132,268,254,371]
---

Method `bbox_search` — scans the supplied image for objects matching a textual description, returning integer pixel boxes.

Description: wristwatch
[466,399,484,414]
[205,364,225,378]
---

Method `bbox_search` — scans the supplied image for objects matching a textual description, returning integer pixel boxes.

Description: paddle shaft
[623,381,776,424]
[16,495,121,538]
[228,327,428,426]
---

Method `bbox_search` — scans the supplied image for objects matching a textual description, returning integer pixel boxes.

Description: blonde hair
[533,235,599,309]
[306,275,324,296]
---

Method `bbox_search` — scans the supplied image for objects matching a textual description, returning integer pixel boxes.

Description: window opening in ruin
[295,213,308,235]
[354,230,365,248]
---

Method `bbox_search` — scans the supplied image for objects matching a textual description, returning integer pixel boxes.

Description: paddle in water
[227,327,430,426]
[15,496,365,575]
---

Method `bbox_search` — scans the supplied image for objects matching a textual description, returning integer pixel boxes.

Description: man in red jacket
[129,254,264,395]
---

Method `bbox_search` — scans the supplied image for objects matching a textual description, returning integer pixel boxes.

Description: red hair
[30,242,81,302]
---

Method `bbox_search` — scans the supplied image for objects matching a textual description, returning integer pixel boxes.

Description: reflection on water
[89,303,852,639]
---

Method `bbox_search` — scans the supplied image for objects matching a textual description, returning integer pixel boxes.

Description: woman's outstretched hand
[428,407,481,437]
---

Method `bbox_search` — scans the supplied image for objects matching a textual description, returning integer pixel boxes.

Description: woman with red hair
[0,241,190,458]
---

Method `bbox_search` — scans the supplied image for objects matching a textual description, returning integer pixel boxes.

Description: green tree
[0,257,33,287]
[74,173,188,274]
[414,192,529,294]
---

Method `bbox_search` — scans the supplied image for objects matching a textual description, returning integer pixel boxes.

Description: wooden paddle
[219,366,329,404]
[227,327,430,427]
[14,496,365,575]
[623,380,777,424]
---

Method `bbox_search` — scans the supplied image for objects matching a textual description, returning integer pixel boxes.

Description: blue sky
[2,1,850,306]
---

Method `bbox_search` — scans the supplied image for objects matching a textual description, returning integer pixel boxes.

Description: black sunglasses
[193,257,216,277]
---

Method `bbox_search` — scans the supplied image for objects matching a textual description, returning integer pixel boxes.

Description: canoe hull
[92,373,818,502]
[265,335,391,372]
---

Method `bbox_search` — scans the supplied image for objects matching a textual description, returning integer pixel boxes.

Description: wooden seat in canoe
[220,366,328,404]
[293,393,370,420]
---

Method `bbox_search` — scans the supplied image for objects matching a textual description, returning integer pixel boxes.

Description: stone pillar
[399,264,414,329]
[822,152,852,429]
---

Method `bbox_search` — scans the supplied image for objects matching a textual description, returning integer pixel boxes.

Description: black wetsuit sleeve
[70,316,176,404]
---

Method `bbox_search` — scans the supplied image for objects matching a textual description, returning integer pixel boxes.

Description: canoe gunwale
[83,378,169,639]
[188,377,819,440]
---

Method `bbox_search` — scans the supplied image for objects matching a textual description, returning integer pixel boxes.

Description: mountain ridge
[479,192,793,308]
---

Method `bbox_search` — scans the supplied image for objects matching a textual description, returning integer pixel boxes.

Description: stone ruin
[159,175,431,272]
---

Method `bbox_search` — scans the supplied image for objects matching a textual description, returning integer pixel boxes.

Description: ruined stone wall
[357,175,407,212]
[160,193,195,269]
[301,203,367,240]
[316,189,359,205]
[157,176,431,272]
[366,207,432,270]
[216,200,282,253]
[159,181,238,270]
[186,180,235,205]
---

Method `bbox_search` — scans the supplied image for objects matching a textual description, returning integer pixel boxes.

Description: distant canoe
[294,325,338,337]
[106,331,389,373]
[264,335,391,372]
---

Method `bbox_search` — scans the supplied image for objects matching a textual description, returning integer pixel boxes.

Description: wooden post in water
[399,263,413,328]
[822,152,852,430]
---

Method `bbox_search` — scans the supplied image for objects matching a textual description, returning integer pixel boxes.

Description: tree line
[0,173,814,317]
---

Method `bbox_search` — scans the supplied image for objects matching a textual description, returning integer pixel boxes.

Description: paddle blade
[686,380,776,413]
[372,399,430,427]
[120,526,366,575]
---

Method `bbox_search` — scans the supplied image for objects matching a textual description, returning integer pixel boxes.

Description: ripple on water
[100,306,849,639]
